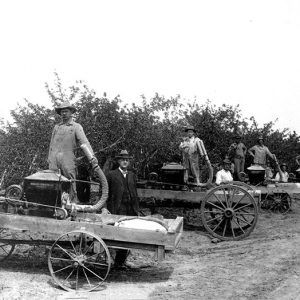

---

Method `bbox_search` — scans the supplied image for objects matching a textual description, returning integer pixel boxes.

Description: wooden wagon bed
[0,211,183,292]
[0,212,183,260]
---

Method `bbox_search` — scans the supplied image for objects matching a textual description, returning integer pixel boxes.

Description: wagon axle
[224,208,235,218]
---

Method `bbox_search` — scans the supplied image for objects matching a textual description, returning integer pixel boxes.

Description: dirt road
[0,202,300,300]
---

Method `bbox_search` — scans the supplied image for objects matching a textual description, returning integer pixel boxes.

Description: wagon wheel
[201,184,258,241]
[48,230,111,292]
[5,184,23,200]
[0,229,15,261]
[261,191,292,214]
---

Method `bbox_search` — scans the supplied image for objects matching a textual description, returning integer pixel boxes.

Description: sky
[0,0,300,133]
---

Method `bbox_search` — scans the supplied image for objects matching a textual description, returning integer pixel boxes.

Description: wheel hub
[224,208,234,218]
[72,254,87,267]
[274,197,282,204]
[76,254,86,263]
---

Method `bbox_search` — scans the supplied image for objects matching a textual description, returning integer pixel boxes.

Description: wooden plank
[138,188,261,204]
[174,231,183,249]
[167,216,184,233]
[155,245,165,261]
[138,188,205,203]
[0,213,170,246]
[0,239,54,246]
[165,219,183,251]
[104,240,158,251]
[75,212,120,224]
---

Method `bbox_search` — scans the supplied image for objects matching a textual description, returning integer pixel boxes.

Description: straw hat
[55,101,77,115]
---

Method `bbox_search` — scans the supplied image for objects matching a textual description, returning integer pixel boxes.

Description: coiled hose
[72,144,109,213]
[71,164,108,213]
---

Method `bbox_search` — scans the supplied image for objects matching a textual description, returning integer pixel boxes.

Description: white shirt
[275,171,289,183]
[119,167,128,178]
[215,169,233,185]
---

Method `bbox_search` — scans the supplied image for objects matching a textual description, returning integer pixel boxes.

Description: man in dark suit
[105,150,139,267]
[106,150,139,216]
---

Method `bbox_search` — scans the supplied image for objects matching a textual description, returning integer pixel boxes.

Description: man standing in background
[228,135,247,181]
[248,136,276,167]
[179,125,210,186]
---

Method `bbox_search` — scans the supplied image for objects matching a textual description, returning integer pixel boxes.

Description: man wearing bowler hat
[105,150,139,216]
[179,125,209,186]
[48,101,95,203]
[105,150,139,267]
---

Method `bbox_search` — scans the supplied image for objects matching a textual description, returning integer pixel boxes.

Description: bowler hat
[280,163,287,167]
[55,101,77,115]
[184,125,196,132]
[116,150,133,159]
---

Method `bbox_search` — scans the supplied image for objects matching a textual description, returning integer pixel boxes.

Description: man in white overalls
[48,101,95,203]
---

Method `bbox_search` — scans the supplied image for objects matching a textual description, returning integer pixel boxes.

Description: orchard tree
[1,74,299,186]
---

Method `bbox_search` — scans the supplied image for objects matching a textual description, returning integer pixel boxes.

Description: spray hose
[70,144,109,213]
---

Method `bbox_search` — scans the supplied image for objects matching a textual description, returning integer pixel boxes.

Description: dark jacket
[106,168,139,215]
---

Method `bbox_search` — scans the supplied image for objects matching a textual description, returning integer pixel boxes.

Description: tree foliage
[1,74,299,187]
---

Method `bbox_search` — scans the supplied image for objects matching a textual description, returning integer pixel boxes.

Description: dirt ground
[0,200,300,300]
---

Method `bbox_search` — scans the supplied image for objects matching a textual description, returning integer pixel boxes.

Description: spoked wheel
[0,229,15,261]
[261,191,292,214]
[5,185,23,200]
[48,230,111,292]
[201,184,258,241]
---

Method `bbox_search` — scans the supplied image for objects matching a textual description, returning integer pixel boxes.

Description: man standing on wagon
[248,136,276,168]
[48,101,96,203]
[179,125,210,186]
[228,134,247,181]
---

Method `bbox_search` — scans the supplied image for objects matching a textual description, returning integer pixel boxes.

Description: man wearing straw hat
[48,101,95,203]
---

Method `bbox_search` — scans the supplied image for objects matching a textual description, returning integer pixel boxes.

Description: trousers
[233,157,245,181]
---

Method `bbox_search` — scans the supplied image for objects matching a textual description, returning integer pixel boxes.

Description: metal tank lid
[25,170,70,182]
[247,165,266,171]
[161,162,185,170]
